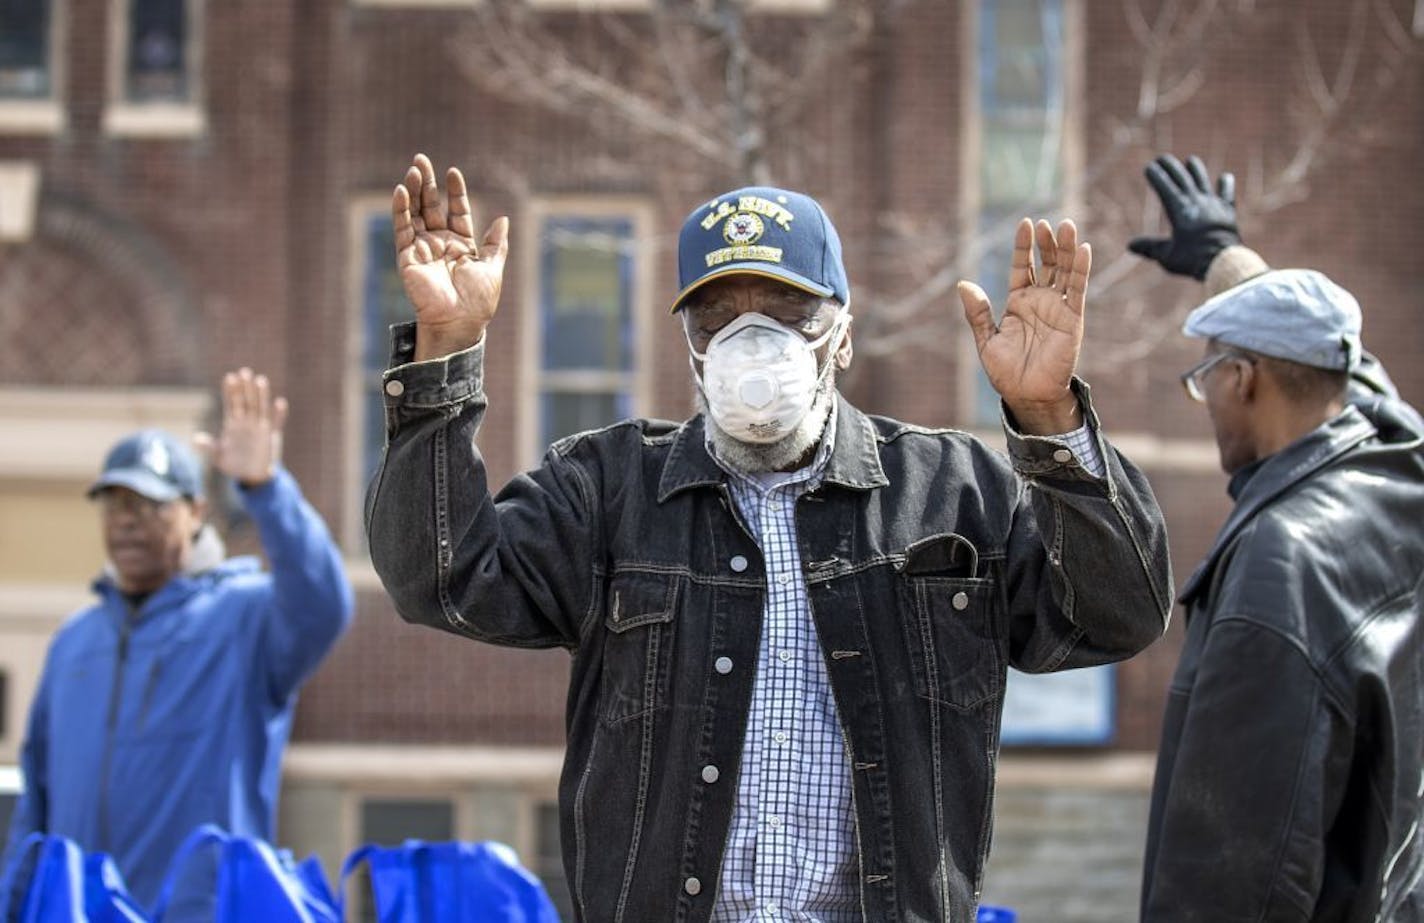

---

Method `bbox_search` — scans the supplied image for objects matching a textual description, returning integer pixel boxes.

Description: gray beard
[696,371,837,474]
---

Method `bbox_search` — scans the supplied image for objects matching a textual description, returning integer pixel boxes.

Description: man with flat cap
[1132,154,1424,921]
[367,154,1173,921]
[1,368,353,916]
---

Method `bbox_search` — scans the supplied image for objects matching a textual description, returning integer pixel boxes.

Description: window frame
[957,0,1084,427]
[0,0,65,135]
[518,196,653,468]
[103,0,206,138]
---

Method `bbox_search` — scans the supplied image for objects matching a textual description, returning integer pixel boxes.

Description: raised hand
[958,218,1089,435]
[392,153,510,361]
[1128,153,1241,280]
[193,368,287,488]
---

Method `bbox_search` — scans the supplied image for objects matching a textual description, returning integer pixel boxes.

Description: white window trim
[518,196,654,469]
[103,0,206,139]
[0,161,41,241]
[0,0,67,136]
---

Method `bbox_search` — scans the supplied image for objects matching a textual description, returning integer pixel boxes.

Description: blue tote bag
[149,825,338,923]
[339,840,559,923]
[0,833,147,923]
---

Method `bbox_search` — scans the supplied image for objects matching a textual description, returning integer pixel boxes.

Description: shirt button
[773,731,788,745]
[768,815,783,830]
[1052,448,1073,463]
[952,591,970,611]
[766,903,779,914]
[384,379,405,397]
[701,765,720,784]
[778,650,792,663]
[729,555,748,573]
[777,574,791,586]
[715,656,734,675]
[684,877,702,896]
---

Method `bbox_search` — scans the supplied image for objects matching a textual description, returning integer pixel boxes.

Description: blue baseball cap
[87,429,205,502]
[1183,269,1362,371]
[670,186,850,313]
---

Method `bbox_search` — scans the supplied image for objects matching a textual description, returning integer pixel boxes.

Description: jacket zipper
[137,660,162,731]
[96,602,137,852]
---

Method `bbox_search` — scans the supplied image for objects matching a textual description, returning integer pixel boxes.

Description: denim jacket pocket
[600,570,680,725]
[897,535,1000,709]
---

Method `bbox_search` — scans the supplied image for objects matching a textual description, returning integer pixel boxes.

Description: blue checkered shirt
[707,408,1104,922]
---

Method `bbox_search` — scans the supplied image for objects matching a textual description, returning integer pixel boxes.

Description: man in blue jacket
[1,367,354,914]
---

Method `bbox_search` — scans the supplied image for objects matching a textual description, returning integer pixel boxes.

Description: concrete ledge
[283,744,564,785]
[996,752,1156,791]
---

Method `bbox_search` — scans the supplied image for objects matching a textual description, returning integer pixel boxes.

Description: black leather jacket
[368,327,1173,922]
[1142,378,1424,921]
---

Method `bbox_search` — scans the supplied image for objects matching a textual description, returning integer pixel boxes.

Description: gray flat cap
[1183,269,1361,371]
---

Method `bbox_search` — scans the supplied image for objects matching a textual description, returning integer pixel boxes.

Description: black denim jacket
[367,327,1173,922]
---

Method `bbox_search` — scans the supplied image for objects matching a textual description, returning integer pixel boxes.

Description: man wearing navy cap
[1,368,353,915]
[1132,155,1424,920]
[367,154,1172,921]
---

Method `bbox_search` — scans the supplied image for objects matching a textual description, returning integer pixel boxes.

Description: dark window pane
[355,799,456,923]
[359,798,455,846]
[127,0,187,101]
[541,390,631,449]
[975,0,1063,425]
[540,218,634,373]
[0,0,49,98]
[534,802,575,922]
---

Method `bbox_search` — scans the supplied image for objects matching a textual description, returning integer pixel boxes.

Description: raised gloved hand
[1129,154,1241,281]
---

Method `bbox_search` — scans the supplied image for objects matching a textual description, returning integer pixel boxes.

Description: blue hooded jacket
[1,468,353,910]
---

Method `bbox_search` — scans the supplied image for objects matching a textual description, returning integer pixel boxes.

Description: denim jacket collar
[657,393,889,502]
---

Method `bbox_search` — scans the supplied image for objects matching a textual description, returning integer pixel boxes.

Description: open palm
[393,154,509,358]
[958,218,1090,431]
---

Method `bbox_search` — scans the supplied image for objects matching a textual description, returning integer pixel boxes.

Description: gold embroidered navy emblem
[722,212,765,246]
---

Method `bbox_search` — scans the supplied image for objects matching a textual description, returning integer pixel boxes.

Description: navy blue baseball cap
[87,429,205,502]
[670,186,850,313]
[1184,269,1362,371]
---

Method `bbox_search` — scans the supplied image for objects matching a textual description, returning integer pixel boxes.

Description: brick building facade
[1,0,1420,917]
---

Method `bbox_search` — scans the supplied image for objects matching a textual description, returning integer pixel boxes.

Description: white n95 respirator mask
[686,309,850,444]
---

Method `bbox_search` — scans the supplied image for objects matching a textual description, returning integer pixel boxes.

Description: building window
[533,801,574,920]
[355,797,456,923]
[103,0,204,136]
[529,210,642,457]
[359,211,409,501]
[124,0,190,102]
[0,0,51,99]
[971,0,1066,424]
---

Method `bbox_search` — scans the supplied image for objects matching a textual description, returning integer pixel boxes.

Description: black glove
[1128,154,1241,281]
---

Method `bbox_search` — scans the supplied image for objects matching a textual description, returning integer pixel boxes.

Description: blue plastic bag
[0,833,146,923]
[149,825,338,923]
[339,840,559,923]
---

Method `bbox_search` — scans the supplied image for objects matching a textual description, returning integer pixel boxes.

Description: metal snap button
[952,591,970,611]
[684,877,702,896]
[384,379,405,397]
[1052,448,1072,463]
[701,765,720,783]
[730,555,748,572]
[715,656,734,675]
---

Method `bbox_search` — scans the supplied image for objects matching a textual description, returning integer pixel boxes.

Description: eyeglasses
[680,290,836,351]
[1180,350,1256,403]
[96,490,176,520]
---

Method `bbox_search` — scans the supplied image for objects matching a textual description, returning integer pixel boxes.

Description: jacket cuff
[1003,378,1108,482]
[380,321,487,411]
[1203,245,1270,297]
